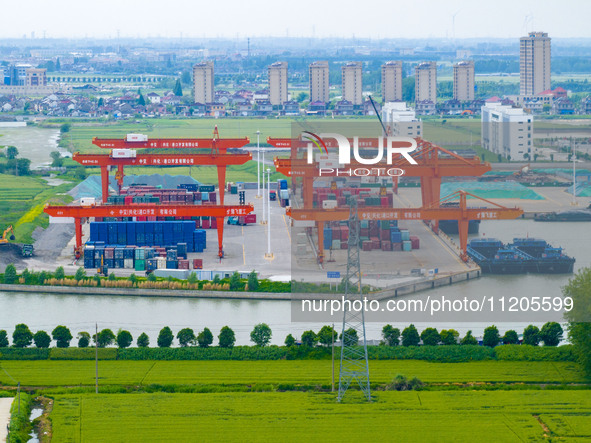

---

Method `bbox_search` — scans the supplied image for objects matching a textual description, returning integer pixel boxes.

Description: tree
[565,268,591,375]
[74,267,86,281]
[108,272,116,281]
[284,334,296,347]
[461,330,478,345]
[33,331,51,348]
[502,330,519,345]
[16,158,31,176]
[177,328,195,347]
[229,272,242,291]
[173,79,183,96]
[340,328,359,346]
[440,329,459,345]
[218,326,235,348]
[381,325,400,346]
[50,151,64,167]
[128,274,138,285]
[56,58,61,70]
[317,325,337,347]
[483,325,500,347]
[181,70,192,85]
[401,324,420,347]
[523,325,540,346]
[54,266,65,279]
[77,332,90,348]
[250,323,272,346]
[74,165,87,180]
[197,328,213,348]
[52,325,73,348]
[540,322,563,347]
[147,272,157,282]
[157,326,174,347]
[12,323,33,348]
[301,330,317,347]
[0,330,9,347]
[187,272,197,284]
[60,123,71,133]
[6,146,18,159]
[95,329,115,347]
[97,97,104,107]
[420,328,441,346]
[3,264,17,284]
[296,92,309,102]
[138,91,146,106]
[116,330,133,348]
[247,270,259,291]
[137,332,150,348]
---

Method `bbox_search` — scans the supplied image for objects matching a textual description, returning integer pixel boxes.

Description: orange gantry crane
[287,191,523,263]
[44,203,254,259]
[73,150,252,205]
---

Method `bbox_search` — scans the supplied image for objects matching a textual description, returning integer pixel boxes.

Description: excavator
[0,225,34,257]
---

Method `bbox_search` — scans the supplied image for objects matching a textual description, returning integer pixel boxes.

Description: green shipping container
[135,259,146,271]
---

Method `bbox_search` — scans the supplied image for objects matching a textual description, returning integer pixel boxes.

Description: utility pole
[572,138,577,206]
[337,196,371,402]
[265,168,273,258]
[261,161,267,225]
[331,323,335,393]
[17,382,20,415]
[95,323,99,394]
[256,130,261,198]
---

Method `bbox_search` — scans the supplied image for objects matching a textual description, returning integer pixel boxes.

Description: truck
[269,190,277,201]
[111,149,137,158]
[126,133,148,142]
[227,214,257,226]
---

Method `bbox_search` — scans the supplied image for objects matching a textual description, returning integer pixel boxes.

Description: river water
[0,126,61,168]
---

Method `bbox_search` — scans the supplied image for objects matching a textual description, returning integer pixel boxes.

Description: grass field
[0,360,586,387]
[49,390,591,442]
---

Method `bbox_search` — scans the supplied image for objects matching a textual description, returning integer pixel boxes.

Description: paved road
[0,397,13,443]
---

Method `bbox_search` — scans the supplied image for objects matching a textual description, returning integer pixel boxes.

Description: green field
[0,360,586,387]
[49,390,591,442]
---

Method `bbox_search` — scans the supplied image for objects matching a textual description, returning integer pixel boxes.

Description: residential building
[552,97,575,115]
[268,62,288,107]
[481,103,533,161]
[342,62,363,106]
[453,61,474,101]
[381,61,402,103]
[415,62,437,103]
[309,61,329,103]
[334,100,354,115]
[192,61,214,104]
[381,101,422,138]
[520,32,551,96]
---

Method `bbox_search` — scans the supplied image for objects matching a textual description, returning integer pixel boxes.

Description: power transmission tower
[337,196,371,402]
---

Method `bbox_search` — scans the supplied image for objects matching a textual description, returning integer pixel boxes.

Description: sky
[1,0,590,40]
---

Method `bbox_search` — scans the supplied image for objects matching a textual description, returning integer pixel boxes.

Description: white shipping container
[124,259,134,269]
[126,133,148,142]
[112,149,137,158]
[322,200,338,209]
[80,197,96,206]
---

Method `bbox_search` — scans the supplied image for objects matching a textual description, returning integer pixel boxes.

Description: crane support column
[100,166,109,203]
[317,221,324,264]
[74,217,83,258]
[116,164,125,193]
[216,217,225,258]
[217,166,226,205]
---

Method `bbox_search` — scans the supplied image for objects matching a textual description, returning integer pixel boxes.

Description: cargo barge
[467,238,575,274]
[534,205,591,222]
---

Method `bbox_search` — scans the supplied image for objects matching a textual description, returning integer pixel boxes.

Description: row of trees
[0,321,564,350]
[0,323,275,349]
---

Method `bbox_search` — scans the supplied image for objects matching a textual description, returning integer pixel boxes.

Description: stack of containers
[166,248,178,269]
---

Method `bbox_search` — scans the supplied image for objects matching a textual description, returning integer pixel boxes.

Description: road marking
[242,226,246,265]
[282,214,291,242]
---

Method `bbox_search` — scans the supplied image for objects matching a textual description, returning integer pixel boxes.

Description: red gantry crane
[44,203,254,259]
[287,191,523,263]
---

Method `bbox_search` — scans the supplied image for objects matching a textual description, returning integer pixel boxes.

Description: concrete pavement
[0,397,13,443]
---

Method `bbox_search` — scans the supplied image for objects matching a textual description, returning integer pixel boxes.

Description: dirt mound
[0,242,25,272]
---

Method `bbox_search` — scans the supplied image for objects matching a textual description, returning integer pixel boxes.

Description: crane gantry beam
[287,191,523,263]
[72,151,252,205]
[44,203,254,259]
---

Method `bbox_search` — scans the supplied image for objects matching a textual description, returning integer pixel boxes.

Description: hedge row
[0,345,576,362]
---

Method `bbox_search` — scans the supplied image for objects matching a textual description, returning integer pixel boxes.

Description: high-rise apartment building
[309,61,329,103]
[520,32,551,96]
[268,62,288,106]
[381,61,402,102]
[341,62,363,105]
[453,61,474,101]
[415,62,437,103]
[192,61,214,104]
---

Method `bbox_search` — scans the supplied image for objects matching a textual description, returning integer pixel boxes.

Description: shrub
[284,334,296,347]
[33,330,51,348]
[52,325,73,348]
[197,328,213,348]
[157,327,174,348]
[137,332,150,348]
[301,330,317,347]
[177,328,196,347]
[440,329,459,345]
[49,348,118,360]
[502,330,519,345]
[381,325,401,347]
[116,330,133,349]
[54,266,65,279]
[483,326,500,347]
[385,375,424,391]
[13,323,33,348]
[420,328,441,346]
[461,330,478,346]
[540,322,563,346]
[218,326,235,348]
[74,267,86,281]
[523,325,540,346]
[78,332,90,348]
[247,271,259,291]
[250,323,272,347]
[401,324,420,347]
[4,264,17,284]
[495,344,575,361]
[229,272,242,291]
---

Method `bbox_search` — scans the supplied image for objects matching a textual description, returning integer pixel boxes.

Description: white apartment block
[481,103,533,161]
[382,102,423,138]
[268,62,288,106]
